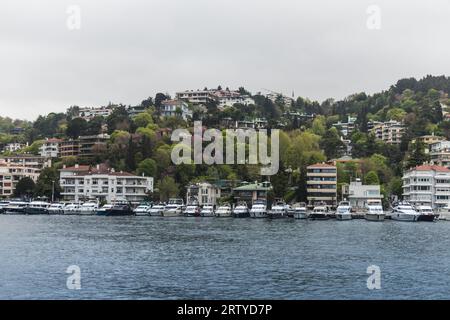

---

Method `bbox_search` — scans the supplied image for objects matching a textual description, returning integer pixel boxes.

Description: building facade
[430,141,450,168]
[78,106,114,121]
[59,164,153,204]
[160,100,192,120]
[2,142,27,153]
[0,164,40,198]
[371,120,405,144]
[342,180,383,209]
[0,155,51,170]
[402,165,450,209]
[59,139,80,158]
[186,182,221,205]
[232,181,272,205]
[306,163,337,207]
[79,134,109,159]
[39,138,62,158]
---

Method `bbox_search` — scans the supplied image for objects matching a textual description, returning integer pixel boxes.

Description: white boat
[309,205,329,220]
[438,204,450,221]
[364,199,385,221]
[416,205,438,222]
[233,201,250,218]
[0,200,10,213]
[336,201,352,220]
[291,202,308,219]
[78,202,99,215]
[4,201,29,214]
[214,204,232,217]
[268,200,288,219]
[24,201,50,215]
[162,198,184,217]
[96,204,113,215]
[200,205,215,217]
[63,203,81,215]
[184,204,201,217]
[391,201,420,222]
[133,204,152,216]
[47,203,66,215]
[249,200,267,218]
[148,204,165,216]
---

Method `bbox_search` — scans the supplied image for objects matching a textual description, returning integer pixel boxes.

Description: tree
[158,176,179,201]
[134,112,153,128]
[406,141,429,169]
[364,171,380,185]
[137,159,157,177]
[320,127,344,159]
[66,117,88,139]
[14,177,35,198]
[34,167,61,200]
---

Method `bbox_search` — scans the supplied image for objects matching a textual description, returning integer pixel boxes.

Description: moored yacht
[47,203,65,214]
[200,204,215,217]
[96,204,113,216]
[391,201,420,222]
[291,202,308,219]
[233,201,250,218]
[335,201,352,220]
[0,200,10,213]
[24,201,50,215]
[100,200,133,216]
[268,200,288,219]
[4,201,29,214]
[133,203,152,216]
[184,203,201,217]
[215,203,232,217]
[79,202,99,215]
[249,199,267,218]
[64,203,81,215]
[162,198,184,217]
[309,204,329,220]
[148,203,165,216]
[416,205,437,222]
[364,199,385,221]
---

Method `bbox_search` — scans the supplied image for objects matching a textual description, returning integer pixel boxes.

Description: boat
[200,204,215,217]
[364,199,385,221]
[184,204,201,217]
[99,200,133,216]
[96,204,114,216]
[0,200,10,213]
[335,201,352,220]
[416,205,438,222]
[47,203,66,215]
[4,201,29,214]
[438,204,450,221]
[78,202,99,215]
[162,198,184,217]
[148,203,165,216]
[268,200,289,219]
[214,203,232,217]
[291,202,308,219]
[24,201,50,215]
[63,203,82,215]
[390,201,420,222]
[309,205,329,220]
[233,201,250,218]
[133,204,152,216]
[249,199,267,218]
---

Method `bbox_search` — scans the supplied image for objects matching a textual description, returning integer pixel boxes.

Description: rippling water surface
[1,215,450,299]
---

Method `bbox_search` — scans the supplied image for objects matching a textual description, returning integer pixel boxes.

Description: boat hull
[250,211,267,218]
[391,213,419,222]
[336,214,352,220]
[364,214,385,221]
[103,209,134,216]
[309,214,329,220]
[417,214,436,222]
[161,210,182,217]
[293,212,308,219]
[234,211,250,218]
[214,212,232,217]
[24,208,48,215]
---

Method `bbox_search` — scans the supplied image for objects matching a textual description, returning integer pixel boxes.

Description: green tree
[34,167,61,200]
[14,177,36,198]
[136,158,157,177]
[364,171,380,185]
[158,176,179,201]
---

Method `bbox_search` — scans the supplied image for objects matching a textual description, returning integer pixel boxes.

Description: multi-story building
[186,182,221,205]
[341,179,383,209]
[232,181,272,206]
[332,116,357,137]
[0,155,51,170]
[402,165,450,209]
[59,164,153,204]
[176,88,254,108]
[371,120,405,144]
[0,164,40,198]
[79,134,109,159]
[176,90,217,105]
[78,106,114,121]
[160,100,192,120]
[39,138,62,158]
[59,139,80,158]
[2,142,27,153]
[430,141,450,168]
[412,134,446,154]
[127,105,149,118]
[307,163,337,207]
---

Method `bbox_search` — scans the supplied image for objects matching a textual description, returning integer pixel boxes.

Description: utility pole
[52,180,55,203]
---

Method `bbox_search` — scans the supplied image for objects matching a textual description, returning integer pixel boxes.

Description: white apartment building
[430,141,450,167]
[176,88,254,108]
[2,142,27,153]
[59,164,154,204]
[342,179,383,209]
[332,116,357,138]
[0,155,51,170]
[186,182,221,205]
[78,106,114,121]
[371,120,405,144]
[160,100,192,120]
[402,165,450,209]
[0,164,40,198]
[176,90,217,105]
[39,138,62,158]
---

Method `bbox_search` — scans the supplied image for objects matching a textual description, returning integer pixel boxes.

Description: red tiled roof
[307,163,336,168]
[60,165,90,171]
[413,165,450,172]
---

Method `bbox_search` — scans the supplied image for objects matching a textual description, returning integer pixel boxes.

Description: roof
[233,183,272,191]
[307,163,336,168]
[412,165,450,172]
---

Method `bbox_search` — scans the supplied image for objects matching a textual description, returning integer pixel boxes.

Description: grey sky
[1,0,449,120]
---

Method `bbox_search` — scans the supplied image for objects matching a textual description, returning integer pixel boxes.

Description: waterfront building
[39,138,62,158]
[341,179,383,209]
[430,141,450,167]
[371,120,405,145]
[232,181,272,205]
[59,139,80,158]
[0,163,40,198]
[306,163,337,207]
[160,100,192,120]
[186,182,221,205]
[0,155,51,170]
[59,164,153,204]
[402,164,450,209]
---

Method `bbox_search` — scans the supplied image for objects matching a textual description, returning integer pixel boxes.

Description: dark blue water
[0,215,449,299]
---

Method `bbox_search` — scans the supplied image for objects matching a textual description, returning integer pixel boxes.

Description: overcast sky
[0,0,449,120]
